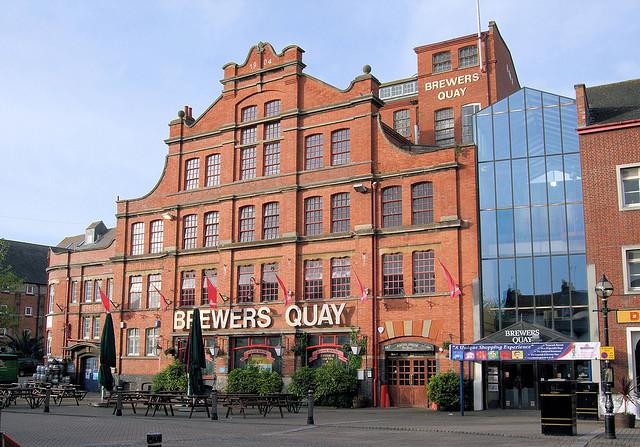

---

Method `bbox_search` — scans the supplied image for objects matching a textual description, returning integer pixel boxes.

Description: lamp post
[595,273,615,440]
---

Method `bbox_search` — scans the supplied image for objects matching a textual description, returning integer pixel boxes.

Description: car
[17,357,39,376]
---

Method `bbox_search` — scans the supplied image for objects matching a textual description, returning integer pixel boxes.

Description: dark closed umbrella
[187,308,206,396]
[98,313,116,392]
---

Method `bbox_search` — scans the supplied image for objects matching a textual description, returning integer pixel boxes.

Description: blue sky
[1,1,638,246]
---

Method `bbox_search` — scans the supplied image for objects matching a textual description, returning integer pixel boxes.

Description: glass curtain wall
[475,88,588,340]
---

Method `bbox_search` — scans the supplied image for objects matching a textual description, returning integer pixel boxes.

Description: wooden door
[386,357,436,407]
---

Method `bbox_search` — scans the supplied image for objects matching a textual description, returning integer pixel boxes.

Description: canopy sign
[450,342,600,362]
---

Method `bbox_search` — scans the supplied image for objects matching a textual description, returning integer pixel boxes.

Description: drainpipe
[371,181,380,406]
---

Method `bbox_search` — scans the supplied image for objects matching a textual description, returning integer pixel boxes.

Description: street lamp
[595,273,616,440]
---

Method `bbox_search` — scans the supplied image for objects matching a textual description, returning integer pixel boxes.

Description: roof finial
[257,41,266,53]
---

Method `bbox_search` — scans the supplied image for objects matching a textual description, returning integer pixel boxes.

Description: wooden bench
[108,390,152,414]
[51,386,87,406]
[144,393,210,418]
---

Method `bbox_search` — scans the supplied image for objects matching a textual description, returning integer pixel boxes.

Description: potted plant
[614,376,639,428]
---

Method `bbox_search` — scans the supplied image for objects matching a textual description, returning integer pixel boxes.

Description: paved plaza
[1,394,638,447]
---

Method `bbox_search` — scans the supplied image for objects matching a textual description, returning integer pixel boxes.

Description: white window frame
[127,328,140,356]
[622,245,640,294]
[82,317,91,340]
[24,306,33,316]
[616,163,640,211]
[25,284,35,295]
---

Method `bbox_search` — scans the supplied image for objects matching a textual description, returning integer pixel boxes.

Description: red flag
[275,274,291,305]
[439,261,462,298]
[98,287,110,313]
[205,275,218,310]
[152,285,170,312]
[353,270,368,303]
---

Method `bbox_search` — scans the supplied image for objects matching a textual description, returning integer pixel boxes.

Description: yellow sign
[600,346,615,360]
[617,309,640,323]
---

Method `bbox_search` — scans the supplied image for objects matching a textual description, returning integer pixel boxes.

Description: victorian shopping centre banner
[450,342,601,362]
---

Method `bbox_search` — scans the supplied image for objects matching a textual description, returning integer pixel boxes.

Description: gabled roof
[2,240,50,285]
[586,79,640,125]
[55,228,116,252]
[474,321,573,344]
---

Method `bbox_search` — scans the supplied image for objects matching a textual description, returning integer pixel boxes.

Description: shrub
[314,360,357,407]
[152,360,187,393]
[427,371,473,410]
[226,364,283,395]
[289,366,316,399]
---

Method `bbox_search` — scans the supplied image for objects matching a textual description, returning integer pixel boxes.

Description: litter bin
[540,380,577,436]
[576,381,599,420]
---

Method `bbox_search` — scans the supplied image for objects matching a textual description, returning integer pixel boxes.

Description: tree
[0,240,22,333]
[2,330,43,359]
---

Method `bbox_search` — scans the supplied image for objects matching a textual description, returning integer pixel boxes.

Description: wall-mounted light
[161,212,176,221]
[274,344,283,357]
[209,345,220,357]
[350,342,362,355]
[120,321,126,329]
[353,183,368,193]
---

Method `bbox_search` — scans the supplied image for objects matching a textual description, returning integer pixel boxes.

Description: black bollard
[115,382,123,417]
[307,389,314,425]
[147,432,162,447]
[210,389,218,421]
[43,384,52,413]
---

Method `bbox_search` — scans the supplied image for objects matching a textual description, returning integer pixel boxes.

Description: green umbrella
[98,313,116,392]
[187,308,206,396]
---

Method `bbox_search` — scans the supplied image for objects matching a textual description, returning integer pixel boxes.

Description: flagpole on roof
[476,0,483,71]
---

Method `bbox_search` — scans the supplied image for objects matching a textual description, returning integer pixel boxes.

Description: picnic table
[107,390,152,414]
[1,386,46,409]
[219,393,301,418]
[51,384,87,406]
[145,392,210,419]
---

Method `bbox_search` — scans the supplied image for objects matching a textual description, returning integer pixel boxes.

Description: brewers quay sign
[425,72,481,100]
[173,303,346,331]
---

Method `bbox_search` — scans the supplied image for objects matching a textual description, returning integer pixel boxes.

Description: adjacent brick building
[47,22,519,405]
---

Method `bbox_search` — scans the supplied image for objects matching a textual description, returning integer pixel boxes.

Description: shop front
[383,341,437,408]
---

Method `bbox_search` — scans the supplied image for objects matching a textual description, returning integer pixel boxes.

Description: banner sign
[617,309,640,323]
[449,342,600,362]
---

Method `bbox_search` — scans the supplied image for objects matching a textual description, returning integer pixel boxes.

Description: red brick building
[47,22,519,406]
[575,79,640,400]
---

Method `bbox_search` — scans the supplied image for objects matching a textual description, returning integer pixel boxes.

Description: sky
[1,1,638,247]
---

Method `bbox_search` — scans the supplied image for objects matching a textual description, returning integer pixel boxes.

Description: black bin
[576,381,599,420]
[540,380,577,436]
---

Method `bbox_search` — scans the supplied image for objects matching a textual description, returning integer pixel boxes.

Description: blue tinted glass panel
[516,257,534,307]
[509,110,527,158]
[531,206,549,255]
[525,88,542,108]
[566,204,586,253]
[497,209,515,257]
[478,162,495,209]
[519,309,535,323]
[563,154,583,202]
[526,107,544,156]
[502,309,516,329]
[476,112,494,161]
[542,92,559,107]
[529,157,547,205]
[548,205,568,254]
[561,104,579,153]
[534,256,551,306]
[551,255,570,306]
[509,89,525,110]
[514,208,532,256]
[546,155,565,204]
[572,308,589,341]
[569,254,587,305]
[493,97,508,113]
[480,210,497,258]
[544,102,562,155]
[493,112,510,160]
[512,159,530,206]
[482,259,499,308]
[495,160,512,208]
[499,258,516,307]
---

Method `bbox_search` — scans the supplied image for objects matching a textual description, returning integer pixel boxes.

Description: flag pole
[476,0,483,72]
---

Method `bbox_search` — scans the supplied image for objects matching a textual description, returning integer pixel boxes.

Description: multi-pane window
[204,212,220,247]
[383,253,404,296]
[82,317,91,339]
[148,274,162,309]
[412,182,434,225]
[240,146,257,180]
[127,328,140,356]
[263,202,280,240]
[435,108,455,146]
[46,331,52,355]
[94,279,103,302]
[83,280,93,303]
[239,206,256,242]
[330,258,351,298]
[304,197,323,236]
[458,45,478,68]
[264,122,280,140]
[180,271,196,306]
[237,266,254,303]
[149,220,163,253]
[412,251,435,294]
[620,166,640,208]
[264,142,280,176]
[183,215,198,249]
[92,316,101,339]
[382,186,402,227]
[305,134,324,170]
[71,281,78,304]
[128,276,142,310]
[461,104,480,144]
[241,127,257,145]
[626,249,640,291]
[206,154,221,187]
[432,51,451,73]
[394,109,411,137]
[241,105,257,122]
[265,100,281,117]
[184,158,200,190]
[48,285,55,313]
[202,270,217,305]
[131,222,144,255]
[145,327,159,356]
[260,264,279,302]
[304,260,323,300]
[331,129,350,166]
[331,193,350,233]
[106,278,113,300]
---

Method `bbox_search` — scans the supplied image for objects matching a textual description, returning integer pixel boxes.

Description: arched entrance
[66,342,100,392]
[383,340,436,408]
